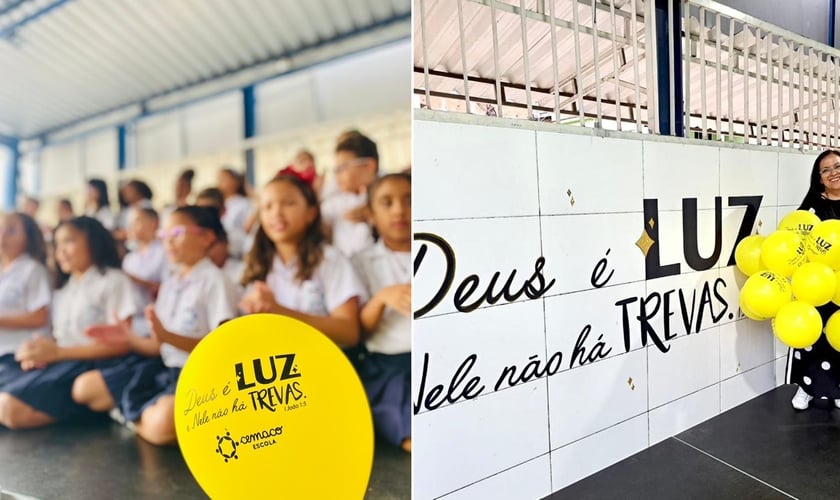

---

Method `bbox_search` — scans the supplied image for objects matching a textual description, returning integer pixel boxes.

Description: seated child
[0,217,136,429]
[239,174,367,348]
[321,132,379,257]
[122,207,168,335]
[73,206,239,445]
[0,213,51,388]
[351,174,412,452]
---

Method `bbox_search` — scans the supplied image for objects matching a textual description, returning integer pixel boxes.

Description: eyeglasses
[820,163,840,176]
[156,225,205,240]
[332,157,371,175]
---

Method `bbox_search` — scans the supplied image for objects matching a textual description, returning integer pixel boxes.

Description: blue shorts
[349,346,411,447]
[0,354,133,423]
[105,357,181,422]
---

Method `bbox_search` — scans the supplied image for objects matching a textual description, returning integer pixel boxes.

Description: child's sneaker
[109,408,136,431]
[792,386,812,410]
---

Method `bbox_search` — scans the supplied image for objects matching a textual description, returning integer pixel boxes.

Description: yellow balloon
[174,314,373,500]
[778,210,821,238]
[791,261,838,306]
[738,292,768,321]
[772,301,823,349]
[734,235,766,276]
[806,219,840,269]
[760,230,806,277]
[826,311,840,352]
[833,270,840,306]
[740,270,792,318]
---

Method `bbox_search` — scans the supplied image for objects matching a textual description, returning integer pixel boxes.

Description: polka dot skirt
[787,304,840,399]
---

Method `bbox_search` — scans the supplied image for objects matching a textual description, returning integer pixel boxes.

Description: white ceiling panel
[0,0,409,138]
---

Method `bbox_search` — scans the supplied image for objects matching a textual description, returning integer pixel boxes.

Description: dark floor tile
[0,423,204,500]
[0,423,409,499]
[678,385,840,500]
[367,441,411,500]
[545,438,790,500]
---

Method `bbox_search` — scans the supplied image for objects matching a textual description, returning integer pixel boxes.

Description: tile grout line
[415,354,779,419]
[533,130,553,492]
[643,140,651,450]
[672,437,799,500]
[433,453,551,500]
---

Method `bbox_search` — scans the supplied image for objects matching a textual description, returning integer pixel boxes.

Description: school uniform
[350,241,411,447]
[222,258,246,290]
[0,256,52,387]
[0,267,136,422]
[222,195,252,258]
[86,206,116,231]
[122,240,168,336]
[321,191,374,257]
[116,199,153,231]
[264,245,367,316]
[110,258,239,421]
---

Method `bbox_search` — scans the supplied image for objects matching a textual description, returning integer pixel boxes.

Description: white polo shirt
[321,191,374,257]
[264,246,367,317]
[52,267,136,347]
[122,240,168,336]
[87,206,116,231]
[0,255,52,355]
[223,258,246,290]
[156,258,239,368]
[223,195,253,259]
[352,241,411,354]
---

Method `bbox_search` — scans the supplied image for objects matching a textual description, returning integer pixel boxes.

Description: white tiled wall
[413,114,817,499]
[413,383,550,499]
[439,457,553,500]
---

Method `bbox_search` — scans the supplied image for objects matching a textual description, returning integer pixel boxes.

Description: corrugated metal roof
[0,0,410,138]
[416,0,840,147]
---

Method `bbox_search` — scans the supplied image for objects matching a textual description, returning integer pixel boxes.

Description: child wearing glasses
[0,213,52,388]
[74,206,239,445]
[0,217,136,429]
[350,174,412,453]
[788,149,840,410]
[239,174,367,348]
[122,207,168,335]
[321,132,379,257]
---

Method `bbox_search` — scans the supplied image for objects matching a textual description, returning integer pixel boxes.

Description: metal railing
[414,0,840,150]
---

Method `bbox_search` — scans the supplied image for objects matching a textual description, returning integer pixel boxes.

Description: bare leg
[71,371,115,412]
[0,393,55,430]
[135,395,176,446]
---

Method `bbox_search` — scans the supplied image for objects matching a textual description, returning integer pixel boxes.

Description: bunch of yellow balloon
[735,210,840,350]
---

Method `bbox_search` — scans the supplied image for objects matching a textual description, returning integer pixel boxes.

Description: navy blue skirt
[350,346,410,447]
[98,353,156,405]
[0,354,133,423]
[106,357,180,422]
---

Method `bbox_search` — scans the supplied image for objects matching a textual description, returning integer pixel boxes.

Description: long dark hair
[221,168,247,197]
[87,179,110,210]
[126,179,153,202]
[7,212,47,265]
[54,216,121,289]
[242,174,324,285]
[799,149,840,211]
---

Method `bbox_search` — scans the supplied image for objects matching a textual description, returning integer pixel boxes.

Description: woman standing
[789,149,840,409]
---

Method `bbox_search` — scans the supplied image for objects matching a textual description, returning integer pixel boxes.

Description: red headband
[276,165,316,186]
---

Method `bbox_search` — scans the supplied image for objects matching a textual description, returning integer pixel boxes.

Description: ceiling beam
[0,0,72,40]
